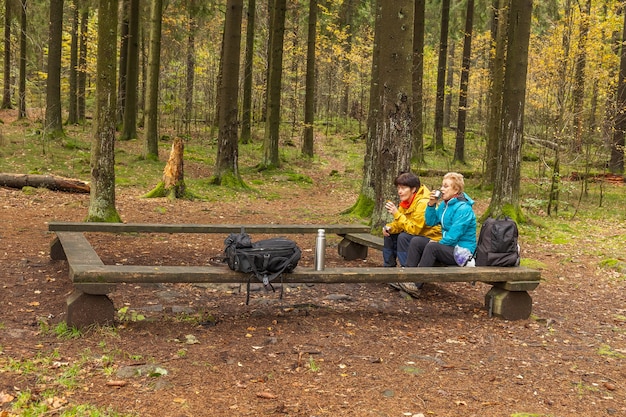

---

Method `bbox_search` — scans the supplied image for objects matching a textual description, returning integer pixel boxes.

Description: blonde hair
[443,172,465,194]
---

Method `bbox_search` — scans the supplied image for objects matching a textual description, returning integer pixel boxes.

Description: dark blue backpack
[224,231,301,303]
[475,217,520,267]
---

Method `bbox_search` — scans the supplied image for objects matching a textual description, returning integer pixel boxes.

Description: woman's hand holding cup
[384,200,397,214]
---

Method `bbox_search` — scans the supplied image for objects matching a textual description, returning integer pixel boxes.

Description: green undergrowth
[1,121,625,416]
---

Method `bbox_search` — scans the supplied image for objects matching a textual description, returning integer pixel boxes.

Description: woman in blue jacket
[406,172,476,269]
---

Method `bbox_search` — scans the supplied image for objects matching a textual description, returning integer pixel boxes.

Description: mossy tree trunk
[301,0,317,158]
[18,0,27,119]
[120,0,140,141]
[87,0,121,223]
[240,0,255,144]
[45,0,65,138]
[117,0,129,125]
[432,0,450,151]
[212,0,245,187]
[486,0,532,223]
[412,0,425,163]
[453,0,474,165]
[484,0,507,187]
[345,0,380,219]
[370,0,414,231]
[67,2,78,124]
[144,0,163,160]
[77,5,88,122]
[184,0,198,132]
[3,0,12,109]
[262,0,286,169]
[610,6,626,174]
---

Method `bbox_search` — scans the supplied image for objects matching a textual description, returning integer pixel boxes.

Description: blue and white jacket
[424,192,477,253]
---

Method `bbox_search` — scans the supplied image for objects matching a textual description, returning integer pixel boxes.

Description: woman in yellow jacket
[383,172,442,268]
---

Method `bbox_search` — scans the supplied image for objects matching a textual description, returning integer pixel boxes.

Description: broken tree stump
[143,137,187,199]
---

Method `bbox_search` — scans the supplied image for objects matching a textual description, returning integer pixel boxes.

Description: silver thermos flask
[314,229,326,271]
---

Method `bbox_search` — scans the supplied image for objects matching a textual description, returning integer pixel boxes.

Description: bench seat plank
[48,222,370,235]
[70,264,540,285]
[343,233,384,250]
[53,232,104,266]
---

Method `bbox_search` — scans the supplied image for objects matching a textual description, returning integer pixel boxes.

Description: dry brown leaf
[604,382,616,391]
[256,391,277,399]
[0,392,14,404]
[106,380,128,387]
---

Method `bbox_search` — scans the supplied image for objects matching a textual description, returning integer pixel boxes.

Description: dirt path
[1,178,625,416]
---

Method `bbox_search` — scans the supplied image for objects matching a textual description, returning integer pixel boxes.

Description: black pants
[406,238,456,267]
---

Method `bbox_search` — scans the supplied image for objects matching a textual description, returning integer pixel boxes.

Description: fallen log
[0,173,90,193]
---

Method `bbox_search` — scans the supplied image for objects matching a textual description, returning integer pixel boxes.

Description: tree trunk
[484,0,507,187]
[339,0,355,118]
[139,26,147,127]
[488,0,533,221]
[351,0,381,216]
[371,0,414,230]
[120,0,140,141]
[117,0,130,125]
[87,0,120,223]
[453,0,474,164]
[2,0,12,109]
[240,0,255,144]
[145,0,163,160]
[301,0,317,158]
[412,0,425,163]
[77,5,88,122]
[443,42,454,129]
[432,0,450,151]
[571,0,591,152]
[67,1,79,124]
[213,0,244,185]
[610,7,626,174]
[184,0,198,131]
[262,0,286,168]
[45,0,64,138]
[18,0,27,119]
[548,0,571,216]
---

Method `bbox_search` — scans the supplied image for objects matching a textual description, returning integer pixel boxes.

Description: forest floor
[1,113,626,416]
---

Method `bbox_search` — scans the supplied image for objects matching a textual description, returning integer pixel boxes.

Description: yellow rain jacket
[385,185,442,241]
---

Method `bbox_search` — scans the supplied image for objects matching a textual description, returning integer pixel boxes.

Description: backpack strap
[262,249,300,287]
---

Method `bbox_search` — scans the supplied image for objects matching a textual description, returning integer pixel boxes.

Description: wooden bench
[48,222,541,328]
[48,221,371,235]
[338,232,384,260]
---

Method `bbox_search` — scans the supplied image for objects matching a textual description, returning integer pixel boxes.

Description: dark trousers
[407,238,456,267]
[384,232,420,267]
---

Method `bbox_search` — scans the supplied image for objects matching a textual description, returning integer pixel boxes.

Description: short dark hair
[394,172,420,189]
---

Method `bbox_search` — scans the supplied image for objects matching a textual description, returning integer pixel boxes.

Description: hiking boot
[391,282,422,298]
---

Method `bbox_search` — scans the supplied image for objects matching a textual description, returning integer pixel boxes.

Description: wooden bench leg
[50,237,67,261]
[484,287,533,321]
[67,290,115,329]
[338,238,368,260]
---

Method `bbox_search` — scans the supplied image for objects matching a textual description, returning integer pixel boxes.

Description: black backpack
[223,231,302,303]
[475,216,520,267]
